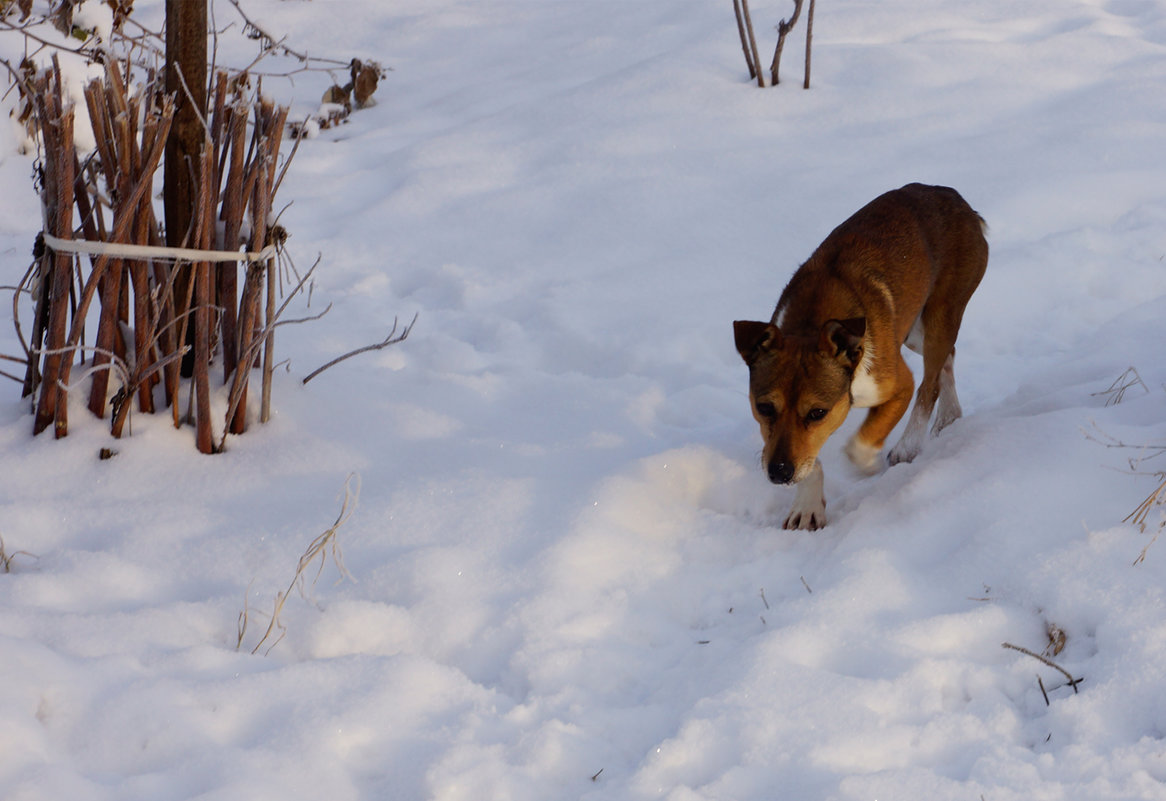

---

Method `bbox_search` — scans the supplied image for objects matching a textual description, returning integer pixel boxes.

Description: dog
[733,183,988,530]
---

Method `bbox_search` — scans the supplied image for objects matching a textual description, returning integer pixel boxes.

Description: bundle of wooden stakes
[20,57,290,453]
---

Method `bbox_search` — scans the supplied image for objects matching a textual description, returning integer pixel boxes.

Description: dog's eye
[806,408,828,423]
[756,402,776,419]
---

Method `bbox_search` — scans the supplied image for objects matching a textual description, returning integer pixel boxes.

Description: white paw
[782,461,827,530]
[845,435,882,475]
[931,399,962,437]
[889,406,928,465]
[783,504,826,531]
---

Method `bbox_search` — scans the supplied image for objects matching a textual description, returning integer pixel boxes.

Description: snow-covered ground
[3,1,1166,798]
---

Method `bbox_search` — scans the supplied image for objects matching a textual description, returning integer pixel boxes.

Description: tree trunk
[164,0,207,378]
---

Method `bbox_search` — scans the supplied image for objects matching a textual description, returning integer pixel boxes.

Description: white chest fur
[849,349,881,408]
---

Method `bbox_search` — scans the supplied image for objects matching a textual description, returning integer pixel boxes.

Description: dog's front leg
[849,355,914,472]
[784,459,826,530]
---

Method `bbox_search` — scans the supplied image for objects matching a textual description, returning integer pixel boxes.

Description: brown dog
[734,183,988,530]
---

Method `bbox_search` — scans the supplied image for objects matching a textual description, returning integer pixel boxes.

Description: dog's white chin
[790,460,820,484]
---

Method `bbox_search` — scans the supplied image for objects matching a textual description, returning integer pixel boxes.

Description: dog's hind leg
[889,293,969,464]
[931,349,962,436]
[888,379,937,466]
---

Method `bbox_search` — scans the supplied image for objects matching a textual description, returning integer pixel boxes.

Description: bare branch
[1082,420,1166,472]
[771,0,805,86]
[225,0,351,69]
[301,312,418,385]
[1002,642,1084,693]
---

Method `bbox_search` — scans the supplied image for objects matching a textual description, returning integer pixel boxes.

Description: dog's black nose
[768,460,795,484]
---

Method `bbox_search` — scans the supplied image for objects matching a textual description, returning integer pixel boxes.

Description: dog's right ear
[734,320,782,366]
[819,317,866,368]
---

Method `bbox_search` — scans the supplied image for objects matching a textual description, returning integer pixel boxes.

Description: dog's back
[773,183,987,346]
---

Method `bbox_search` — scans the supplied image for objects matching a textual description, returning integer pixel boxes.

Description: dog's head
[733,318,865,484]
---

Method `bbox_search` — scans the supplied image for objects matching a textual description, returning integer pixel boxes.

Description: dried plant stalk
[239,474,359,655]
[0,533,37,573]
[804,0,816,89]
[733,0,757,79]
[740,0,765,88]
[1129,478,1166,566]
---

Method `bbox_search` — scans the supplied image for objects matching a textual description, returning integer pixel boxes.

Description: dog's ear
[734,320,782,366]
[819,318,865,368]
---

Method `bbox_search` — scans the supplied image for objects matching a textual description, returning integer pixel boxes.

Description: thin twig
[803,0,816,89]
[771,0,805,86]
[236,578,255,650]
[1128,477,1166,566]
[1125,479,1166,531]
[1001,642,1083,693]
[1082,421,1166,470]
[0,533,37,573]
[1092,366,1148,407]
[225,0,350,69]
[301,312,418,384]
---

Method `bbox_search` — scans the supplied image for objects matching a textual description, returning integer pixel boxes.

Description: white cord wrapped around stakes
[40,232,277,264]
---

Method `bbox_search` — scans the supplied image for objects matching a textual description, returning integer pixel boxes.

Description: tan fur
[734,183,988,530]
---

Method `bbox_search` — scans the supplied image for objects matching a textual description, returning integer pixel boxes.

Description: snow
[70,1,114,45]
[3,0,1166,798]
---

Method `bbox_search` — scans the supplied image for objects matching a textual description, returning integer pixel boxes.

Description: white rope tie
[41,232,277,264]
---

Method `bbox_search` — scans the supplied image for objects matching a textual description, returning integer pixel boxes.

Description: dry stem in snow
[237,473,359,655]
[0,532,36,573]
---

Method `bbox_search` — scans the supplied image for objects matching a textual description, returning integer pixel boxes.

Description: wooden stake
[33,63,76,437]
[218,99,247,384]
[27,51,292,451]
[260,184,276,424]
[193,138,215,454]
[52,100,173,428]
